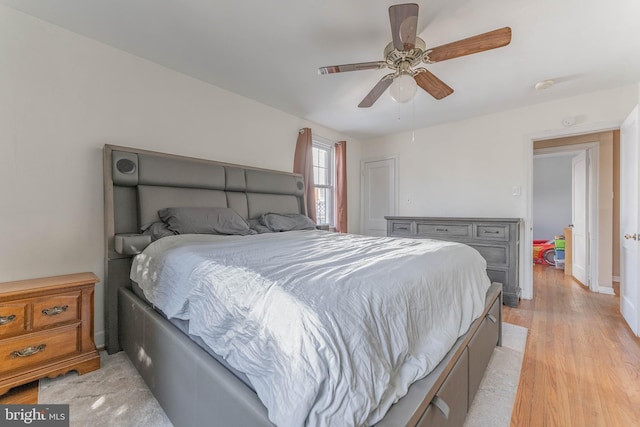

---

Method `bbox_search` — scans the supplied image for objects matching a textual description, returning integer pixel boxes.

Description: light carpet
[39,323,527,427]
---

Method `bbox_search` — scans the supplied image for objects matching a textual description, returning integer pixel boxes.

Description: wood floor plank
[504,265,640,426]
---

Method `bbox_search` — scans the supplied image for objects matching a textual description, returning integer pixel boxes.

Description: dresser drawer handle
[41,305,69,316]
[396,226,409,230]
[11,344,46,359]
[436,228,449,232]
[0,314,17,325]
[430,395,450,419]
[486,313,497,323]
[483,230,501,234]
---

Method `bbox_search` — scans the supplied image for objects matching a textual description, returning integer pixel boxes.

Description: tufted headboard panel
[106,146,305,246]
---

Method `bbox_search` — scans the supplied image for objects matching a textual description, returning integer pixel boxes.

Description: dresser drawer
[387,217,521,307]
[0,325,80,376]
[31,292,80,330]
[474,224,509,241]
[389,221,413,236]
[416,222,471,239]
[0,303,28,338]
[468,298,500,406]
[486,268,507,287]
[416,348,469,427]
[469,244,508,267]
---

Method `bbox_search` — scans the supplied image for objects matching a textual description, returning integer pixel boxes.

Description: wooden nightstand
[0,272,101,396]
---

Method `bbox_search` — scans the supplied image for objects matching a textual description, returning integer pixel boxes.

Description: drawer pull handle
[0,314,17,325]
[11,344,46,359]
[484,230,500,234]
[41,305,69,316]
[396,226,408,230]
[431,395,450,420]
[436,228,449,232]
[487,313,497,323]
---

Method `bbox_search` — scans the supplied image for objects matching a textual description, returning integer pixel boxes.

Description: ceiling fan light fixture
[389,72,417,103]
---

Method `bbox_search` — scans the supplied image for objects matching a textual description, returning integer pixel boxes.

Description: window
[312,138,335,226]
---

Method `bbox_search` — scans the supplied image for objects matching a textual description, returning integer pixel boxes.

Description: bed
[103,144,503,427]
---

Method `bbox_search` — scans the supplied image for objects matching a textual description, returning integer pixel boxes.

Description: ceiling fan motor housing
[384,37,428,70]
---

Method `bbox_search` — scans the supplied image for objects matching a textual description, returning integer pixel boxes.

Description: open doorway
[527,130,619,298]
[533,147,598,290]
[532,152,573,266]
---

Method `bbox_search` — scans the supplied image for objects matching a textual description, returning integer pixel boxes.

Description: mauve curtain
[293,128,317,223]
[335,141,348,233]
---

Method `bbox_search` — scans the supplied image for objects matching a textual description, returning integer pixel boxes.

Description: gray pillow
[142,222,177,241]
[248,219,273,234]
[158,207,255,235]
[260,213,316,232]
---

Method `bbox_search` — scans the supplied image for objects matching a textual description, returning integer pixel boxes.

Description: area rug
[39,323,527,427]
[464,322,528,427]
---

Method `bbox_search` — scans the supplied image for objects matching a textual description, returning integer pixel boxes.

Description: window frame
[312,136,336,227]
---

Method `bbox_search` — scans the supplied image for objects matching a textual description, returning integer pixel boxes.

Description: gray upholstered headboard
[103,144,306,352]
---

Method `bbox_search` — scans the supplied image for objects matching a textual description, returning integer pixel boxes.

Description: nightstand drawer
[31,293,80,330]
[0,325,80,376]
[0,304,28,338]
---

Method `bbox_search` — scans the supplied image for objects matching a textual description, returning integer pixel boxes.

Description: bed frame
[103,144,503,427]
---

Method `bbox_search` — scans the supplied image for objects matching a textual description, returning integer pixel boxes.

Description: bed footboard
[118,283,501,427]
[119,287,273,427]
[377,282,502,427]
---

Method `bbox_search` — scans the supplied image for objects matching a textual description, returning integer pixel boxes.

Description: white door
[361,158,397,236]
[572,151,588,286]
[620,105,640,336]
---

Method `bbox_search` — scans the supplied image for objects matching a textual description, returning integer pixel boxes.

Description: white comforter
[131,231,490,427]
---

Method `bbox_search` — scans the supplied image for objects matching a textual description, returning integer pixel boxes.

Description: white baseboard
[94,329,105,350]
[598,286,615,295]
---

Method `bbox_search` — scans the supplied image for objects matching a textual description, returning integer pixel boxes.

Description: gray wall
[533,155,574,240]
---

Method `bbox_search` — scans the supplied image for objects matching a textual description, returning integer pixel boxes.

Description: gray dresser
[386,217,522,307]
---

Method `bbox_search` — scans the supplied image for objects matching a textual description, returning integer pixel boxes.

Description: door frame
[360,155,399,235]
[522,121,620,299]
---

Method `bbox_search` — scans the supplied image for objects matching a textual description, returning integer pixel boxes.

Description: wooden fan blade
[414,70,454,100]
[358,74,394,108]
[389,3,419,51]
[427,27,512,63]
[318,61,386,75]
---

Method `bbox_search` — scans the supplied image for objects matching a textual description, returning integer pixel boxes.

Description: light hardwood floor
[505,265,640,426]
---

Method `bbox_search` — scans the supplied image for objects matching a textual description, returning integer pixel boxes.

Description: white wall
[364,86,637,217]
[533,155,574,240]
[0,5,362,347]
[364,85,638,298]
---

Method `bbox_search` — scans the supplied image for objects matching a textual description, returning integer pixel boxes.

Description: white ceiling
[3,0,640,140]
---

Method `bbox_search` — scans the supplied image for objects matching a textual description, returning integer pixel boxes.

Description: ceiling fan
[318,3,512,107]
